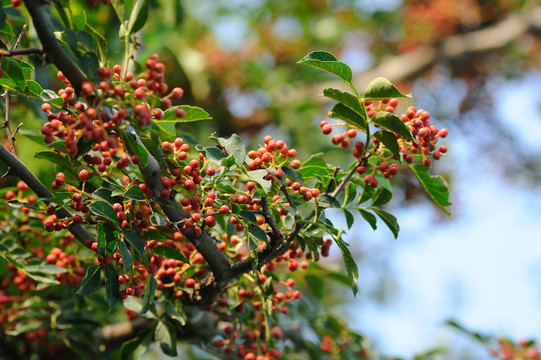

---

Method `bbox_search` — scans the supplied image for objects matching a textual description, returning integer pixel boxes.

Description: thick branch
[23,0,87,92]
[0,145,95,245]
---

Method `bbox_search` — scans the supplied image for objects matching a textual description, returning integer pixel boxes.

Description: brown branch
[0,47,44,56]
[0,145,95,245]
[22,0,87,92]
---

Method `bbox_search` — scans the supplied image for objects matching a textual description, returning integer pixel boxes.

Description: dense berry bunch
[320,98,448,188]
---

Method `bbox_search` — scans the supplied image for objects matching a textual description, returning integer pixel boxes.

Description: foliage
[0,1,456,359]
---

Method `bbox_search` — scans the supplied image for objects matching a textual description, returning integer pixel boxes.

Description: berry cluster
[320,98,448,187]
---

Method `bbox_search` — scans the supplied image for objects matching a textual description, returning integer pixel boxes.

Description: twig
[0,47,44,56]
[0,145,96,245]
[2,24,27,155]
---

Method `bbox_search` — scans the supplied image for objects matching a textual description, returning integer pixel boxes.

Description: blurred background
[15,0,541,358]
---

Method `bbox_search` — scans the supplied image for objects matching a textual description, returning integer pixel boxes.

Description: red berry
[79,169,89,181]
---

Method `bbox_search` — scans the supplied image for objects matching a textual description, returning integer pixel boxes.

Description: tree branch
[0,145,95,245]
[22,0,87,92]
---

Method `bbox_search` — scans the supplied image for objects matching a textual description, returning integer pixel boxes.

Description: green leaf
[247,169,272,194]
[1,57,25,90]
[85,24,108,63]
[324,88,367,130]
[140,276,157,314]
[357,181,376,205]
[359,209,377,230]
[318,194,341,208]
[34,150,71,167]
[298,50,352,83]
[343,209,354,229]
[333,235,359,296]
[155,320,177,356]
[372,130,400,159]
[371,112,414,141]
[248,225,268,244]
[160,105,211,122]
[124,133,148,168]
[72,11,86,32]
[127,0,149,36]
[24,264,67,275]
[372,209,399,238]
[97,222,117,256]
[343,181,357,206]
[298,153,333,180]
[110,0,125,22]
[89,201,118,225]
[149,207,167,226]
[282,166,304,185]
[121,326,154,360]
[124,185,145,200]
[329,103,367,132]
[24,80,44,98]
[118,240,132,273]
[408,157,452,216]
[363,77,411,101]
[371,186,393,207]
[77,264,101,296]
[122,227,144,258]
[40,89,65,108]
[105,264,119,311]
[205,146,227,164]
[153,245,188,262]
[218,134,246,167]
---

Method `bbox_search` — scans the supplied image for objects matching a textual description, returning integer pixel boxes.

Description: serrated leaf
[372,209,399,238]
[153,245,188,262]
[77,264,101,296]
[373,130,400,159]
[363,77,411,101]
[140,276,157,315]
[239,210,257,223]
[298,50,352,83]
[218,134,246,167]
[359,209,377,230]
[371,186,393,207]
[122,226,144,258]
[40,89,64,108]
[34,150,71,167]
[124,185,145,200]
[105,264,119,311]
[324,88,367,130]
[120,326,154,360]
[1,57,25,90]
[127,0,149,36]
[89,201,118,225]
[409,157,452,216]
[5,200,41,210]
[247,169,272,194]
[371,111,414,141]
[118,240,133,273]
[329,103,367,131]
[160,105,211,122]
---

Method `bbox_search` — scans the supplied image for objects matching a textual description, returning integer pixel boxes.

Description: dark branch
[0,145,95,245]
[23,0,87,92]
